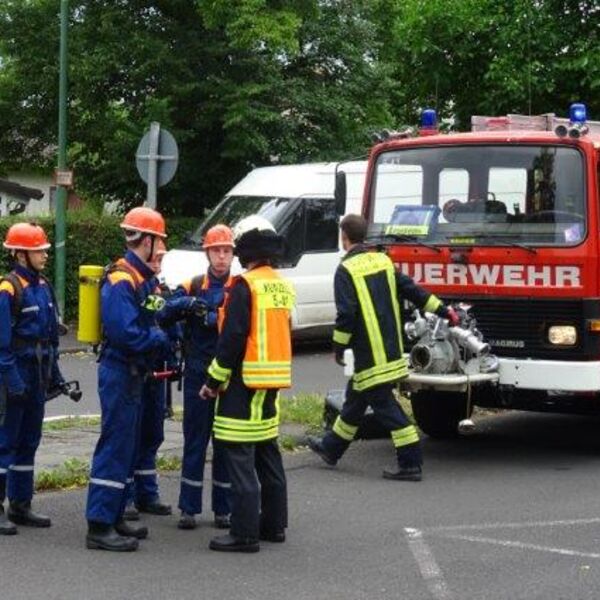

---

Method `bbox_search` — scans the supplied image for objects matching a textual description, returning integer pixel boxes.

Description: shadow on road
[421,411,600,468]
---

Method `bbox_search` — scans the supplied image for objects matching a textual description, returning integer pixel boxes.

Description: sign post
[135,123,179,209]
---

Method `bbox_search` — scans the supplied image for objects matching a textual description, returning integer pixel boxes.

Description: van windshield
[190,195,292,244]
[368,145,586,247]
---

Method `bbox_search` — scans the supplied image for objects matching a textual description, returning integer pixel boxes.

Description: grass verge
[279,393,324,433]
[35,454,184,492]
[43,416,101,432]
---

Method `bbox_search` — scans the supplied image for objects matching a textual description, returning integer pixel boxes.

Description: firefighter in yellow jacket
[200,215,294,553]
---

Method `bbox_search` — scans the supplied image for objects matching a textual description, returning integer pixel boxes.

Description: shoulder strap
[0,272,24,320]
[103,260,142,289]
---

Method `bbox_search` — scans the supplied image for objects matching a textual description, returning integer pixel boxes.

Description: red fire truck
[338,104,600,438]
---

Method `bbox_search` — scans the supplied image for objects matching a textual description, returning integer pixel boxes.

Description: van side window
[305,198,338,252]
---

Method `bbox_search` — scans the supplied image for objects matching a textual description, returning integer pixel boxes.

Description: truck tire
[410,390,472,439]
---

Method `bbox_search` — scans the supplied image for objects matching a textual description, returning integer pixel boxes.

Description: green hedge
[0,211,199,321]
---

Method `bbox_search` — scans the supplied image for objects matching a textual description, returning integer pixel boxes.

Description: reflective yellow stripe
[332,416,358,441]
[354,276,386,365]
[385,267,404,354]
[391,425,420,448]
[424,294,442,313]
[214,414,279,428]
[208,359,232,383]
[333,329,352,345]
[258,308,267,362]
[250,390,266,422]
[213,426,279,442]
[353,359,408,391]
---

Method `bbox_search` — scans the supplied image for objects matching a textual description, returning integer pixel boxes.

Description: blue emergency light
[569,103,587,124]
[421,108,437,129]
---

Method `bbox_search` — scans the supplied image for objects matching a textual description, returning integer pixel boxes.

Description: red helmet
[3,223,51,251]
[120,206,167,238]
[203,224,234,249]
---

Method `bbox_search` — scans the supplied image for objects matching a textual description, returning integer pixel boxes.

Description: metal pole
[145,121,160,209]
[54,0,69,316]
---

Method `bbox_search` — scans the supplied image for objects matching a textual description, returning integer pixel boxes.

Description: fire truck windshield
[369,145,585,247]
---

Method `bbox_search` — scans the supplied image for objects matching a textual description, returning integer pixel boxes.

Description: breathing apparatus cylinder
[77,265,104,344]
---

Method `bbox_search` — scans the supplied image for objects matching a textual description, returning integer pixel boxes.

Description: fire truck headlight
[548,325,577,346]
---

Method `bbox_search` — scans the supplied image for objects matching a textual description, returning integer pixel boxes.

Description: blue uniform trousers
[86,360,143,524]
[0,361,45,503]
[130,377,165,505]
[178,371,230,516]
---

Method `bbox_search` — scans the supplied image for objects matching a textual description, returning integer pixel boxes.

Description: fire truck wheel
[410,390,472,439]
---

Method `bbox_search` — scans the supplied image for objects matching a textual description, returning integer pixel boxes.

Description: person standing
[200,215,295,553]
[124,238,174,520]
[0,223,64,535]
[85,207,171,552]
[308,214,458,480]
[157,225,234,530]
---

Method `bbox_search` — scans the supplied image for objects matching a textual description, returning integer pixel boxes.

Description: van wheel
[410,390,472,439]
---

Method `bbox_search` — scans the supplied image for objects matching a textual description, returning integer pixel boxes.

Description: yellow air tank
[78,265,104,344]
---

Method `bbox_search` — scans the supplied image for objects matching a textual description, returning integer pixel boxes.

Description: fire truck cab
[350,104,600,438]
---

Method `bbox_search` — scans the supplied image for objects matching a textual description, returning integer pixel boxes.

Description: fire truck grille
[453,297,600,361]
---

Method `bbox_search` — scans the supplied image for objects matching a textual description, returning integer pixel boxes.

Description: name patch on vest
[255,280,295,310]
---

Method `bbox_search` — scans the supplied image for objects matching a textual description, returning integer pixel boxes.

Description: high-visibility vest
[240,266,295,389]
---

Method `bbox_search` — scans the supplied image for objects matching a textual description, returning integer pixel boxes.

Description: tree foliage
[0,0,597,215]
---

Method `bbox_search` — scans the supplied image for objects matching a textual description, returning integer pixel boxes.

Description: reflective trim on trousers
[134,469,157,476]
[181,477,203,488]
[9,465,34,472]
[90,477,125,490]
[213,479,232,489]
[0,468,7,474]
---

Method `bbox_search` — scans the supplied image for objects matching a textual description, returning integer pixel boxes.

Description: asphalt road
[46,342,347,418]
[2,411,600,599]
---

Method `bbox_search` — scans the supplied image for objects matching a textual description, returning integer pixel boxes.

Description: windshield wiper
[367,233,442,253]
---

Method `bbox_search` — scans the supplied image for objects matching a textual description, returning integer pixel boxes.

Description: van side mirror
[334,170,347,215]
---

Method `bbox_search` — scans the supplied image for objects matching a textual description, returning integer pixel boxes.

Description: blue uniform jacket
[100,250,168,370]
[0,264,61,394]
[158,269,231,375]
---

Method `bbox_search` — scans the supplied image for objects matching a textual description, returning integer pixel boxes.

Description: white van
[161,161,367,337]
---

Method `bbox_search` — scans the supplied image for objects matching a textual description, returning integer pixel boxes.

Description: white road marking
[425,517,600,533]
[404,528,454,600]
[441,533,600,560]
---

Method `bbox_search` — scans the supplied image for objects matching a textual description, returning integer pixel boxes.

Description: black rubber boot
[213,513,231,529]
[209,533,260,553]
[307,436,337,466]
[86,522,139,552]
[178,512,197,530]
[259,528,286,543]
[382,465,422,481]
[115,519,148,540]
[8,500,51,527]
[136,499,172,516]
[123,503,140,521]
[0,505,17,536]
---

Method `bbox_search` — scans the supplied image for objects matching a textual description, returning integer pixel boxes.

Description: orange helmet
[3,223,51,251]
[202,224,234,249]
[120,206,167,238]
